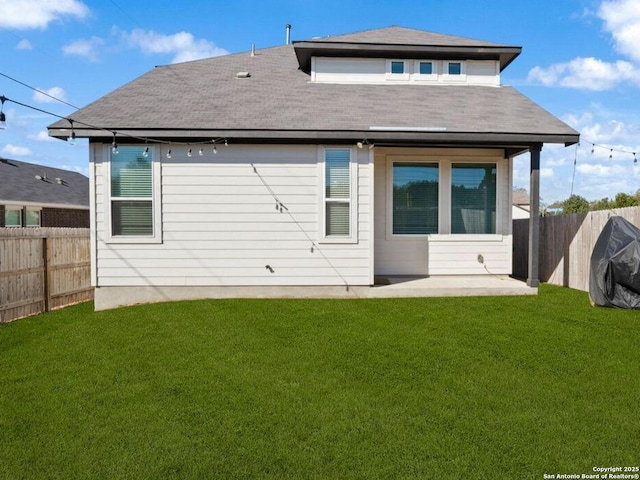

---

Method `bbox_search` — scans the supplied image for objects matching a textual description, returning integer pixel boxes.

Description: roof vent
[236,71,251,79]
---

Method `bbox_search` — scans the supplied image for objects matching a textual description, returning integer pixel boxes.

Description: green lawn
[1,285,639,479]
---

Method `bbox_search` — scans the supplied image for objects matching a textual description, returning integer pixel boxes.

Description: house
[48,26,579,310]
[0,158,89,228]
[512,189,530,219]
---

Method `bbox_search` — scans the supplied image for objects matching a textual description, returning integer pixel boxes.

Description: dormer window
[418,61,433,75]
[390,61,405,74]
[444,61,466,81]
[386,60,410,81]
[448,62,462,75]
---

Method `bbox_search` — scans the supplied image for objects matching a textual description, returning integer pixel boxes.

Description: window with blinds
[324,149,351,237]
[392,163,439,234]
[110,146,153,236]
[451,163,496,234]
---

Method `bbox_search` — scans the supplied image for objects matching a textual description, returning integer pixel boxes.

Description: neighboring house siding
[374,147,512,276]
[42,208,90,228]
[93,144,371,287]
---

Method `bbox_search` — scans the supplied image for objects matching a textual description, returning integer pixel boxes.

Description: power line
[0,71,80,109]
[0,94,228,148]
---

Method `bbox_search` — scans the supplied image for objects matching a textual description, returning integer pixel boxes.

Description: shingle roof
[307,26,509,47]
[0,158,89,208]
[49,27,578,146]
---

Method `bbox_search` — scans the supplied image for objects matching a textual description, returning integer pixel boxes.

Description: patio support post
[527,144,542,287]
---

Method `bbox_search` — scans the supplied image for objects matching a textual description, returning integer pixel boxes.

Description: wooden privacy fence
[513,206,640,292]
[0,228,92,323]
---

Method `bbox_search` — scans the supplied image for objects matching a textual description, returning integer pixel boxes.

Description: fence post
[42,237,51,312]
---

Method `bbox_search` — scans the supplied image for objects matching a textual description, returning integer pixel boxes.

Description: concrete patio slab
[369,275,537,298]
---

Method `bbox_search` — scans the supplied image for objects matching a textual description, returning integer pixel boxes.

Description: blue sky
[1,0,640,204]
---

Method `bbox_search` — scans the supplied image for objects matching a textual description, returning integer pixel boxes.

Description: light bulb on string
[213,144,217,154]
[187,147,192,157]
[111,133,118,155]
[0,96,6,129]
[167,149,172,159]
[591,144,595,154]
[609,149,613,159]
[198,147,203,156]
[142,146,149,157]
[67,119,76,145]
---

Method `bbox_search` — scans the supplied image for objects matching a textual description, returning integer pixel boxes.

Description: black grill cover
[589,216,640,308]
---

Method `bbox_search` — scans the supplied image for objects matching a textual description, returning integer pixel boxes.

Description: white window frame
[25,208,41,227]
[104,144,162,244]
[386,59,410,81]
[413,60,438,82]
[386,155,505,241]
[318,146,358,244]
[4,205,22,227]
[443,61,467,82]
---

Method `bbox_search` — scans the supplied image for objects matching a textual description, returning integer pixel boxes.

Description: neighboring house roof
[513,190,530,208]
[0,158,89,209]
[49,26,579,147]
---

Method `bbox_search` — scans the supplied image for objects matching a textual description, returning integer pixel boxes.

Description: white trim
[318,146,358,244]
[104,144,162,244]
[368,147,375,285]
[90,143,97,287]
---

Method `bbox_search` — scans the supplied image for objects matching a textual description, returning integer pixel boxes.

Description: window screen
[325,149,351,236]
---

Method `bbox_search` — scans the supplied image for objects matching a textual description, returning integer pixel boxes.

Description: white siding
[374,147,513,276]
[313,57,500,86]
[93,144,371,288]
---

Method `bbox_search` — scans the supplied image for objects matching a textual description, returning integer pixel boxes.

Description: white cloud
[599,0,640,63]
[540,167,555,179]
[0,0,89,30]
[119,28,229,63]
[1,144,32,156]
[62,36,104,62]
[32,86,68,104]
[16,39,32,50]
[28,131,57,143]
[528,0,640,91]
[527,57,639,91]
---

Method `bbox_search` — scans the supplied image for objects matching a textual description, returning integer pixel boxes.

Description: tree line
[548,191,640,214]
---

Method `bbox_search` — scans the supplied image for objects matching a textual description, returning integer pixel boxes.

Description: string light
[213,144,217,154]
[0,96,6,130]
[187,147,192,157]
[142,146,149,157]
[609,149,613,159]
[198,147,203,156]
[111,132,118,155]
[67,119,76,145]
[166,149,172,159]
